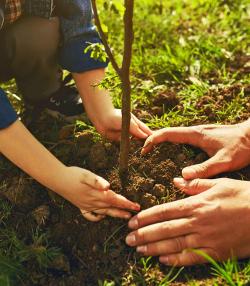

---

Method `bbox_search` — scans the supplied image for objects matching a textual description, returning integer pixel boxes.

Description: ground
[0,0,250,285]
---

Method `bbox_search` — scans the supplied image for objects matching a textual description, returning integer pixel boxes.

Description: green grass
[98,0,249,128]
[0,0,249,285]
[0,198,62,285]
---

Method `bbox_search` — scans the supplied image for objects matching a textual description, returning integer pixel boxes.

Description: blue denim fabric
[0,89,18,129]
[24,0,108,72]
[0,0,108,129]
[59,35,108,73]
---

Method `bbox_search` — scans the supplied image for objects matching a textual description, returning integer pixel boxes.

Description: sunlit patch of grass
[120,257,184,286]
[192,249,250,286]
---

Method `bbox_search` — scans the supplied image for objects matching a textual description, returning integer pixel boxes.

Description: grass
[98,0,249,127]
[0,197,62,285]
[0,0,249,285]
[192,250,250,286]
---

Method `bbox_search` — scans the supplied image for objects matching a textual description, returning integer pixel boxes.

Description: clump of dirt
[1,176,45,211]
[1,130,250,285]
[228,52,250,75]
[195,83,250,123]
[0,133,205,285]
[152,90,179,109]
[83,140,190,209]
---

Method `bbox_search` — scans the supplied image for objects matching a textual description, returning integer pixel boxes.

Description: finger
[102,190,141,211]
[129,118,149,139]
[81,170,110,190]
[182,151,228,180]
[80,209,106,222]
[126,218,193,246]
[128,197,194,230]
[173,178,217,195]
[79,188,138,211]
[142,126,204,154]
[94,208,132,219]
[159,248,217,266]
[131,114,153,136]
[136,234,199,256]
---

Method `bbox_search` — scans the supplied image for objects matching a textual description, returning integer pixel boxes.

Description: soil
[1,125,250,285]
[135,82,250,125]
[0,59,249,285]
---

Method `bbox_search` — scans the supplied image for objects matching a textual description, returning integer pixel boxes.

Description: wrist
[48,165,69,195]
[93,108,117,132]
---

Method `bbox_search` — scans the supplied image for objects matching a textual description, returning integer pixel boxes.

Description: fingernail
[133,203,141,211]
[128,217,139,229]
[124,214,131,219]
[173,177,186,187]
[182,167,196,179]
[126,234,136,246]
[159,256,170,265]
[137,245,147,253]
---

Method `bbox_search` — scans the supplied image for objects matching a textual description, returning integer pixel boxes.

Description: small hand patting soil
[0,131,206,285]
[1,129,250,285]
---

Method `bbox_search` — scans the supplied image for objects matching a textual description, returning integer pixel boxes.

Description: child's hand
[96,109,152,141]
[56,166,140,222]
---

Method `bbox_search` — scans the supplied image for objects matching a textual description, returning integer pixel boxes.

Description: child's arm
[73,69,152,141]
[0,120,140,221]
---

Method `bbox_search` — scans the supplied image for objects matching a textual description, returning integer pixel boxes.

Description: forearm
[0,120,65,191]
[73,69,114,128]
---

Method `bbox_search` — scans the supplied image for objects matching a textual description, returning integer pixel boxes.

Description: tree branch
[91,0,121,76]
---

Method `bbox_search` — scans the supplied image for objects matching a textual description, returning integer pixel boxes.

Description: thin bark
[119,0,134,176]
[91,0,134,176]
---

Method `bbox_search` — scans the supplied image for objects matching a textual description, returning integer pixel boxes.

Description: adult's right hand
[142,119,250,179]
[126,178,250,266]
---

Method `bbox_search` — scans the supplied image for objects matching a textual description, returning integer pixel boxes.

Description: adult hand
[96,109,152,141]
[142,120,250,179]
[126,178,250,266]
[57,166,140,222]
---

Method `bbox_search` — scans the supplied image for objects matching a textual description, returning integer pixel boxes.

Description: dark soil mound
[1,131,250,285]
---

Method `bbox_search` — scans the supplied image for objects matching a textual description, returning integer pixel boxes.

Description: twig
[91,0,121,76]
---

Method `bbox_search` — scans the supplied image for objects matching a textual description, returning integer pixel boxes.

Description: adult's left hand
[126,178,250,266]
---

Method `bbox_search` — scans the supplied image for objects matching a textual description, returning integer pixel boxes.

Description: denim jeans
[0,16,62,104]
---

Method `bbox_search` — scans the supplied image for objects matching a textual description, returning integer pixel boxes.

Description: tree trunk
[119,77,131,177]
[119,0,134,177]
[91,0,134,177]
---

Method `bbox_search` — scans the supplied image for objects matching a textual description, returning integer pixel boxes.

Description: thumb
[173,178,217,195]
[182,151,227,180]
